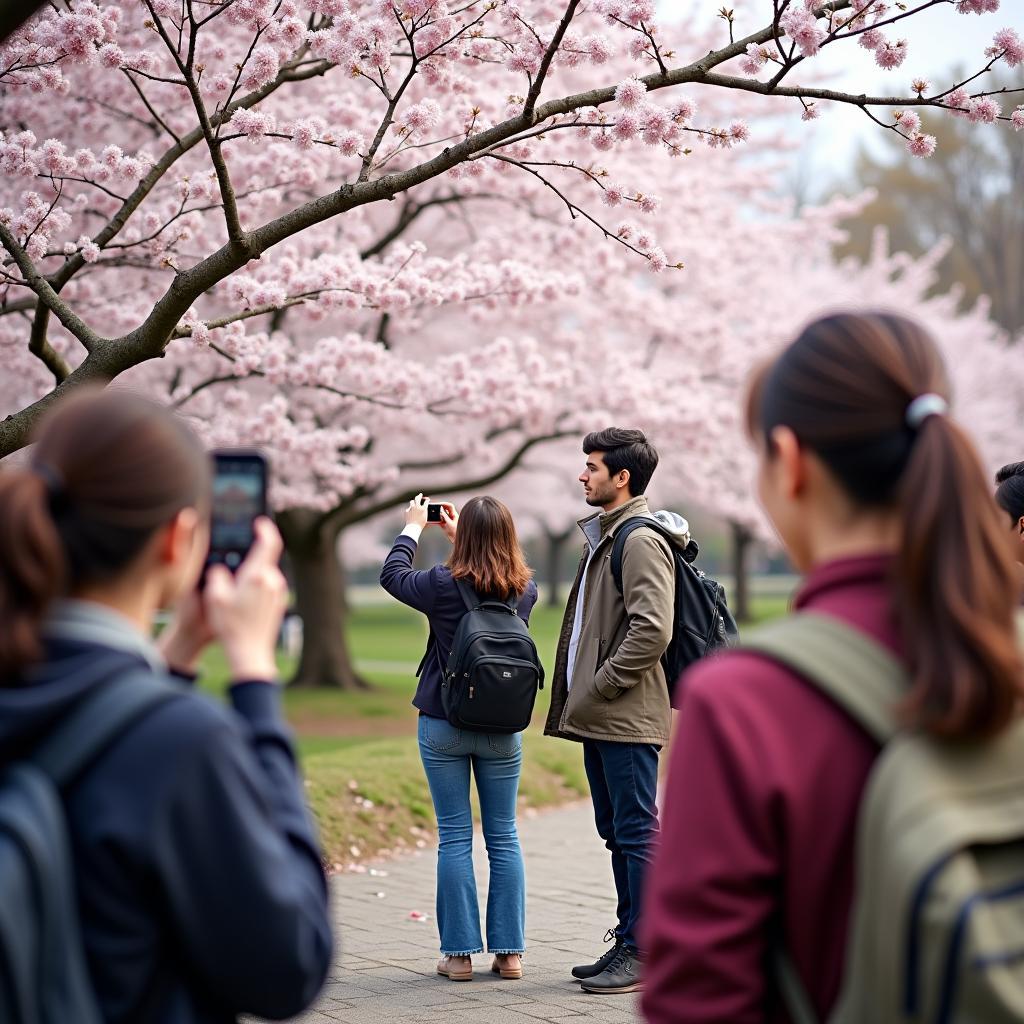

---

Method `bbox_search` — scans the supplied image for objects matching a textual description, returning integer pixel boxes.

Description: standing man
[545,428,677,995]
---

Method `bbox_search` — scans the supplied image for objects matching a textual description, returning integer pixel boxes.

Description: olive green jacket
[543,496,676,745]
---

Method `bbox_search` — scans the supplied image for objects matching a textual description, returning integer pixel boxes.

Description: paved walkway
[291,801,642,1024]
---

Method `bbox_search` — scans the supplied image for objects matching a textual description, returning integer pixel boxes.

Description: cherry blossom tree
[2,0,1022,685]
[2,0,1023,446]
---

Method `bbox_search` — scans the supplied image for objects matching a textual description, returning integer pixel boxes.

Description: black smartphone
[427,503,444,523]
[207,450,268,573]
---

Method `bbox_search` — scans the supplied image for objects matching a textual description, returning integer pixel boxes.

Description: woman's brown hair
[447,496,533,600]
[747,311,1023,740]
[0,389,210,681]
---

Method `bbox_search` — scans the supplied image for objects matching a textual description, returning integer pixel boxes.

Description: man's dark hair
[583,428,659,496]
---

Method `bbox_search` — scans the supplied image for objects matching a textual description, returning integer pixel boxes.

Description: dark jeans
[582,739,660,954]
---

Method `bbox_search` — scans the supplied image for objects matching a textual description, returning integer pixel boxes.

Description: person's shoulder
[119,682,240,759]
[680,644,871,742]
[684,649,793,701]
[619,522,674,566]
[430,563,453,586]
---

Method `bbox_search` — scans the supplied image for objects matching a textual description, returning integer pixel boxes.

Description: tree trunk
[730,521,754,624]
[544,527,573,609]
[278,509,370,690]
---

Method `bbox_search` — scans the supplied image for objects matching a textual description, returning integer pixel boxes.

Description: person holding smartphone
[379,494,538,982]
[0,389,332,1024]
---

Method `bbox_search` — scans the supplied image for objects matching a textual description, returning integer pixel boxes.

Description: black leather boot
[580,945,642,995]
[571,930,623,981]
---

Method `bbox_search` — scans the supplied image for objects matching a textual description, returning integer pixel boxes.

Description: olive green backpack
[745,612,1024,1024]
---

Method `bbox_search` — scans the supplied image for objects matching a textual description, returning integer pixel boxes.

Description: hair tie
[905,393,948,430]
[32,462,67,509]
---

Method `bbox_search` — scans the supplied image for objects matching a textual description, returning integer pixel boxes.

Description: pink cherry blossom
[740,43,771,77]
[967,96,1001,123]
[645,246,667,273]
[612,113,640,141]
[729,120,751,143]
[895,109,921,134]
[779,7,826,58]
[907,133,937,157]
[859,29,884,51]
[602,183,625,207]
[987,28,1024,67]
[585,36,614,65]
[615,76,647,109]
[1013,106,1024,131]
[944,87,971,116]
[875,40,908,70]
[244,45,280,90]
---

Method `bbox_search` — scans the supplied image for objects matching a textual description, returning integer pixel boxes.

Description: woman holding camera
[380,494,538,982]
[0,390,331,1023]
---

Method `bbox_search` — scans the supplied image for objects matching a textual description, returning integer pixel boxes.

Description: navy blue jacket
[0,639,332,1024]
[379,534,539,718]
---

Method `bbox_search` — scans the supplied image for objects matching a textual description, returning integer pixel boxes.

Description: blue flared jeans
[417,715,526,956]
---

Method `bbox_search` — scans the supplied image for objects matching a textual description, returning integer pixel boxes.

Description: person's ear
[616,469,631,492]
[155,507,203,566]
[1017,516,1024,538]
[769,425,806,501]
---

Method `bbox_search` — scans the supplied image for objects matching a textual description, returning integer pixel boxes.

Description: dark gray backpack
[0,669,177,1024]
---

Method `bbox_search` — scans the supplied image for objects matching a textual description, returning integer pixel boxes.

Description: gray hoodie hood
[0,601,160,766]
[651,510,691,547]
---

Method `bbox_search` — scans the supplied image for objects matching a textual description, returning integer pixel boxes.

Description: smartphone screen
[427,503,443,523]
[208,451,268,572]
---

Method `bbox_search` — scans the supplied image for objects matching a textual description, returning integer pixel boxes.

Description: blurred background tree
[837,75,1024,336]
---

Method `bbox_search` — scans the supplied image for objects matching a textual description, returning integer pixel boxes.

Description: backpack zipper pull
[469,686,474,699]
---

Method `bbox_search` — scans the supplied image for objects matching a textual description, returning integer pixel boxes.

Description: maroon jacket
[642,555,899,1024]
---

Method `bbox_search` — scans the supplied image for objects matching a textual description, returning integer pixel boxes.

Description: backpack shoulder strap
[454,579,480,614]
[741,612,907,744]
[32,669,180,789]
[610,516,672,595]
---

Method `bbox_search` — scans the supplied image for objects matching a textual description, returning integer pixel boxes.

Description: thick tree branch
[0,224,102,351]
[323,424,573,532]
[0,297,38,317]
[28,301,71,382]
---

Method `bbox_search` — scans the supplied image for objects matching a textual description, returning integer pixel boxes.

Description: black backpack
[610,517,738,706]
[440,581,545,734]
[0,665,177,1024]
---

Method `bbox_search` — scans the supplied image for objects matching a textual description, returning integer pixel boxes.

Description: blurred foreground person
[643,313,1024,1024]
[0,390,331,1024]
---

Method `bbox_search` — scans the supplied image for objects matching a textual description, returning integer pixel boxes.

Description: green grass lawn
[196,593,790,866]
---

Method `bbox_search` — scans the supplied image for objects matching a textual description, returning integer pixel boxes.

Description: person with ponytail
[995,462,1024,563]
[642,313,1024,1023]
[0,389,331,1023]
